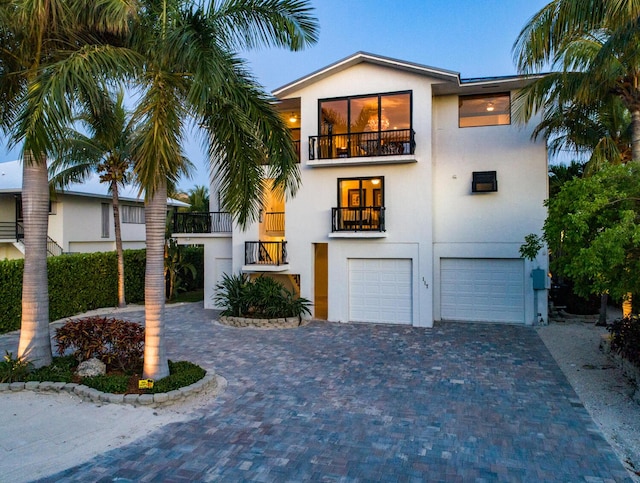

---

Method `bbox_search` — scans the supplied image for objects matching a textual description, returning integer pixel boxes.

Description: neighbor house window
[101,203,110,238]
[121,205,145,224]
[459,92,510,127]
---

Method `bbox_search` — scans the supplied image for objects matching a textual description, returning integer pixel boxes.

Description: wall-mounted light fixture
[289,113,297,123]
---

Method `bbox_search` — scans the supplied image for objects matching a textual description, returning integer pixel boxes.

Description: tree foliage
[544,163,640,300]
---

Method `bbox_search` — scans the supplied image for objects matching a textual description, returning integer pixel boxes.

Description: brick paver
[4,303,631,482]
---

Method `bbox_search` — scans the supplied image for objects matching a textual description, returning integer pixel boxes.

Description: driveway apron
[28,304,631,482]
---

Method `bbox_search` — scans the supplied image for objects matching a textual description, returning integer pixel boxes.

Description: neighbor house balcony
[172,212,232,234]
[309,129,415,163]
[0,221,23,241]
[244,241,288,268]
[331,207,385,232]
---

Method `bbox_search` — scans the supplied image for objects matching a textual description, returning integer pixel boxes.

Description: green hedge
[0,246,204,335]
[0,249,147,334]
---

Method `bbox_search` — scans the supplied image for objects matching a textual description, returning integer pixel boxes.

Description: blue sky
[0,0,551,191]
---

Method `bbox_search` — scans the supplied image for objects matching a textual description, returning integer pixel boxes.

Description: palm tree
[513,0,640,160]
[187,185,210,212]
[513,0,640,317]
[128,0,318,379]
[0,0,137,367]
[49,91,135,309]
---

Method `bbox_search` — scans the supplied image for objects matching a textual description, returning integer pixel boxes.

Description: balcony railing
[309,129,415,161]
[245,241,287,266]
[264,212,285,233]
[173,212,232,234]
[332,207,385,232]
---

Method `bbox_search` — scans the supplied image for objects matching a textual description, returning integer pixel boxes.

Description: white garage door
[440,258,525,323]
[349,258,412,324]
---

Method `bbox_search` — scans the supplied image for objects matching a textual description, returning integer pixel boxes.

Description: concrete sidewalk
[0,303,633,482]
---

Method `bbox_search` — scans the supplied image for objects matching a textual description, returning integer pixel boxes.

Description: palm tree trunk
[142,180,170,380]
[111,180,126,308]
[17,155,52,368]
[623,108,640,318]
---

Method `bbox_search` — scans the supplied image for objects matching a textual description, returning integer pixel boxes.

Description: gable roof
[0,160,188,207]
[272,51,542,99]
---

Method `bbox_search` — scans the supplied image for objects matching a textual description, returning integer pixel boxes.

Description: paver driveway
[36,304,629,482]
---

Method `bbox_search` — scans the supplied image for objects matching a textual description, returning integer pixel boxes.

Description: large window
[121,205,145,224]
[459,92,510,127]
[101,203,110,238]
[320,91,411,136]
[332,177,385,232]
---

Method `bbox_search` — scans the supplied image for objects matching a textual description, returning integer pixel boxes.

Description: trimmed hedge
[0,246,204,335]
[0,249,146,334]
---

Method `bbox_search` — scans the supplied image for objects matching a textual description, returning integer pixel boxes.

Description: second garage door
[440,258,525,323]
[349,258,412,324]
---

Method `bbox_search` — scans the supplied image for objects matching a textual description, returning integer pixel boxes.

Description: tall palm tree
[0,0,138,367]
[49,91,135,308]
[129,0,318,379]
[513,0,640,317]
[513,0,640,160]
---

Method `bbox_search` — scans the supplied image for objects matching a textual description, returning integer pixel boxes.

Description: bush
[82,374,131,393]
[25,355,77,383]
[608,316,640,368]
[0,249,147,334]
[180,246,204,291]
[0,351,32,383]
[54,317,144,372]
[215,273,312,319]
[150,360,206,393]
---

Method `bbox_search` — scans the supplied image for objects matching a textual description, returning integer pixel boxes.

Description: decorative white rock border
[0,373,218,408]
[218,315,305,329]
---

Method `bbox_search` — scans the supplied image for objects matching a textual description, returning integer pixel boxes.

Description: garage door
[349,258,412,324]
[440,258,525,323]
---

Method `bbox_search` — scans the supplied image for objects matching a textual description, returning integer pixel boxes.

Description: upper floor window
[121,205,145,224]
[320,91,411,136]
[332,177,385,232]
[459,92,510,127]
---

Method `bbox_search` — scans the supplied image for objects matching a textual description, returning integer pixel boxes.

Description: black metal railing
[245,241,287,265]
[309,129,415,161]
[47,237,63,256]
[264,212,285,233]
[332,207,385,232]
[173,212,232,234]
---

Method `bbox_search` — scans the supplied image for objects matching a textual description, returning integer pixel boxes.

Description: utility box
[531,269,547,290]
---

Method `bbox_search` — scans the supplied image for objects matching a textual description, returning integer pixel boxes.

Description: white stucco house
[0,159,187,259]
[173,52,549,327]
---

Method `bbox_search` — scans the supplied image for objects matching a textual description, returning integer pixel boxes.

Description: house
[173,52,549,327]
[0,159,188,259]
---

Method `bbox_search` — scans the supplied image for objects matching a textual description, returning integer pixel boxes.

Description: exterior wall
[57,195,146,252]
[233,63,437,326]
[202,236,233,310]
[0,195,16,224]
[432,94,549,324]
[0,242,23,260]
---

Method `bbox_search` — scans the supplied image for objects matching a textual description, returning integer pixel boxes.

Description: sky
[0,0,551,192]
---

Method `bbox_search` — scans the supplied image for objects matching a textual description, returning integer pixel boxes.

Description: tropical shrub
[608,316,640,368]
[215,272,251,317]
[215,274,312,319]
[0,351,32,383]
[25,355,77,383]
[54,317,144,372]
[150,360,206,393]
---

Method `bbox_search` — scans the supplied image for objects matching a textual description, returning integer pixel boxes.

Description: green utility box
[531,269,547,290]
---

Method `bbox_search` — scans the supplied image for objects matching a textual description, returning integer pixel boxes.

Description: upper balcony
[308,129,416,166]
[172,212,232,235]
[0,221,23,241]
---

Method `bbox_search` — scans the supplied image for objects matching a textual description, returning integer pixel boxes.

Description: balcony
[173,212,232,234]
[0,221,22,240]
[244,241,288,267]
[309,129,415,162]
[331,207,385,232]
[264,211,285,233]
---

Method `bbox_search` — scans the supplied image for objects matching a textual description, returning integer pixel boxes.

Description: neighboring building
[0,160,187,259]
[173,52,549,327]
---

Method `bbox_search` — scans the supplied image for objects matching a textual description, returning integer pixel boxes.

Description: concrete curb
[0,372,218,408]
